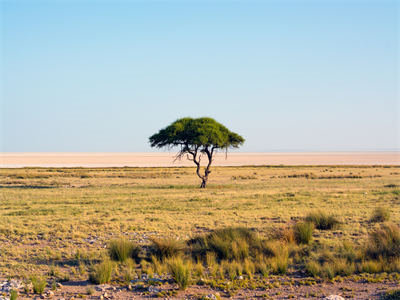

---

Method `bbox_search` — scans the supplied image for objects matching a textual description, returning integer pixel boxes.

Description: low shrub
[188,227,262,261]
[222,260,242,280]
[121,260,137,282]
[333,258,355,276]
[31,276,46,294]
[150,238,185,260]
[338,241,357,263]
[243,258,255,278]
[366,223,400,260]
[193,261,205,278]
[370,207,391,223]
[305,211,340,230]
[319,263,335,279]
[386,258,400,272]
[89,260,114,284]
[151,255,167,275]
[167,257,191,290]
[360,260,382,273]
[279,227,296,244]
[270,249,289,275]
[108,238,140,262]
[306,260,321,277]
[255,260,270,277]
[294,222,314,244]
[306,250,356,279]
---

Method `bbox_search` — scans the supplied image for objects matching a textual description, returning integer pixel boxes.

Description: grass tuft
[293,222,314,244]
[108,238,140,262]
[370,207,391,223]
[31,276,46,294]
[366,223,400,260]
[167,257,191,290]
[269,247,289,274]
[305,211,340,230]
[89,260,114,284]
[150,237,185,260]
[360,260,382,273]
[188,227,262,261]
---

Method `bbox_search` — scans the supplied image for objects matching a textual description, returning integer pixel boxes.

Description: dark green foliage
[366,223,400,260]
[108,238,140,262]
[294,222,314,244]
[382,290,400,300]
[305,211,340,230]
[188,227,265,261]
[150,238,185,260]
[370,207,391,223]
[149,117,244,150]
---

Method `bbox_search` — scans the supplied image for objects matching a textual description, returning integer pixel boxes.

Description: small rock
[148,286,160,293]
[324,296,345,300]
[47,290,54,297]
[56,283,63,288]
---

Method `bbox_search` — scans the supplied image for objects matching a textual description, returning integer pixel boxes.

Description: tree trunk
[200,176,208,188]
[189,146,214,188]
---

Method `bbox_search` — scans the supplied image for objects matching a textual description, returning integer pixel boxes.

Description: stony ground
[2,274,400,299]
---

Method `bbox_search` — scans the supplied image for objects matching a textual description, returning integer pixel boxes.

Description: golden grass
[0,165,399,279]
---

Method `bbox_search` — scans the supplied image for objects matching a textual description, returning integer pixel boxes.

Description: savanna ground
[0,165,399,299]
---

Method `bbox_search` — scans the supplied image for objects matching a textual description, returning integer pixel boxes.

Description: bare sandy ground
[1,152,399,167]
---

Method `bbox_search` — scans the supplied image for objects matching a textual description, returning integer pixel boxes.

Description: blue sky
[1,0,399,152]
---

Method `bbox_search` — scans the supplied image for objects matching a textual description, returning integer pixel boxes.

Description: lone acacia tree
[149,117,245,188]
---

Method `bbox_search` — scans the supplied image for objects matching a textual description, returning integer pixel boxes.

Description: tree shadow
[0,185,56,189]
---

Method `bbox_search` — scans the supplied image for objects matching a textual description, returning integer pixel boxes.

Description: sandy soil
[13,279,400,299]
[1,152,399,168]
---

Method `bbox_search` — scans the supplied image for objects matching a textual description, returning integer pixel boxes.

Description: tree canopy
[149,117,245,188]
[149,117,244,150]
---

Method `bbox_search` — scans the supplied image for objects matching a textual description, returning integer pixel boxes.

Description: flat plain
[1,152,399,167]
[1,164,400,299]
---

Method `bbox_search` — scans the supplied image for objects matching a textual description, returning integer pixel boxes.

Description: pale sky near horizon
[1,0,399,152]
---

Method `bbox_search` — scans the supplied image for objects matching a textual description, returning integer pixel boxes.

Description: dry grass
[305,210,340,230]
[370,207,391,223]
[167,257,192,290]
[150,237,185,260]
[89,260,114,284]
[108,238,140,262]
[0,165,399,280]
